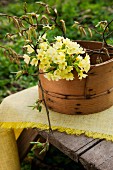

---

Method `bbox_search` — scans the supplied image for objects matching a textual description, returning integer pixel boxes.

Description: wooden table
[17,128,113,170]
[1,86,113,170]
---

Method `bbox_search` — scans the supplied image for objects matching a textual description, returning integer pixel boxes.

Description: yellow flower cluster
[23,36,90,80]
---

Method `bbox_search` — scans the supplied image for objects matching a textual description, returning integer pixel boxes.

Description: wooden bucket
[39,41,113,115]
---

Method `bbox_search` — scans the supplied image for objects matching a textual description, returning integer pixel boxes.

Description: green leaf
[15,70,23,80]
[38,105,42,112]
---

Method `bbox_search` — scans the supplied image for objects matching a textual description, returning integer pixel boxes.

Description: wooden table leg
[17,128,39,162]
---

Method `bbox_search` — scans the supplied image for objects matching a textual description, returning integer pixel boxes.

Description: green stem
[38,78,53,133]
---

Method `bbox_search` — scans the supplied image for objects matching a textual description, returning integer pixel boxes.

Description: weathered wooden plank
[39,130,101,162]
[79,140,113,170]
[77,139,102,156]
[98,155,113,170]
[17,128,103,169]
[17,128,39,162]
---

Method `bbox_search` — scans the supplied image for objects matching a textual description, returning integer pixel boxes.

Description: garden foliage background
[0,0,113,169]
[0,0,113,103]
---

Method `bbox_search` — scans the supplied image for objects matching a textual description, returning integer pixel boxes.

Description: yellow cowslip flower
[24,45,34,54]
[65,66,73,72]
[58,54,65,62]
[57,49,66,53]
[83,54,90,72]
[55,36,63,42]
[54,69,62,76]
[84,53,90,63]
[76,47,85,55]
[40,58,51,69]
[59,62,67,70]
[51,74,61,81]
[33,36,90,81]
[60,69,68,78]
[23,54,30,64]
[44,73,61,81]
[76,55,83,61]
[64,72,74,80]
[66,41,85,55]
[44,73,52,81]
[39,63,46,70]
[63,38,71,45]
[46,46,57,57]
[37,49,46,61]
[78,70,88,80]
[78,54,90,73]
[39,42,48,50]
[30,58,38,66]
[59,67,73,79]
[53,41,63,49]
[67,48,75,55]
[67,46,84,55]
[53,52,65,63]
[52,55,59,63]
[37,54,43,61]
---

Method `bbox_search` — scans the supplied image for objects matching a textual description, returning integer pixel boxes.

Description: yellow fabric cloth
[0,129,21,170]
[13,128,23,139]
[0,86,113,141]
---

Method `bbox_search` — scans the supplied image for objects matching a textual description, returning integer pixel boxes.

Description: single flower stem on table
[38,78,53,134]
